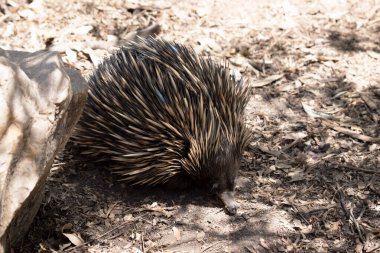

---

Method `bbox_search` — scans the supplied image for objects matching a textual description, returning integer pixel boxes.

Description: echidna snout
[208,145,241,214]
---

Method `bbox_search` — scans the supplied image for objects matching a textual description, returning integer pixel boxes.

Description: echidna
[73,37,251,214]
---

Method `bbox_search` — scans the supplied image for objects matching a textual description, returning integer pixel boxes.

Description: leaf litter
[2,0,379,252]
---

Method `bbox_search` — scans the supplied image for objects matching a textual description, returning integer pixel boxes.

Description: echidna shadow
[72,37,252,215]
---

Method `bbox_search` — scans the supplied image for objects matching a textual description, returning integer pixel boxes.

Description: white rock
[0,48,88,253]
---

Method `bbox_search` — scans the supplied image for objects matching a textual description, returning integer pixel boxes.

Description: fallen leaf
[18,8,36,19]
[61,223,73,232]
[325,221,340,233]
[123,214,133,221]
[65,48,77,64]
[284,131,308,140]
[173,226,181,241]
[74,25,93,35]
[58,243,72,251]
[355,242,363,253]
[196,231,205,241]
[301,224,313,234]
[62,232,85,246]
[259,238,270,249]
[288,168,305,182]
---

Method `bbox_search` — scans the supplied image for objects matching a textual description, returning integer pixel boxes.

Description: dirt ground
[1,0,380,252]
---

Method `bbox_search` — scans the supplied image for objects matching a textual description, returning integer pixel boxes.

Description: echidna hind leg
[218,191,238,215]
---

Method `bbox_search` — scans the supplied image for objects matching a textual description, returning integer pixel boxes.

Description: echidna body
[73,37,251,214]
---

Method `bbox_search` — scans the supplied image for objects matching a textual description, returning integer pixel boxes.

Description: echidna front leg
[218,191,239,215]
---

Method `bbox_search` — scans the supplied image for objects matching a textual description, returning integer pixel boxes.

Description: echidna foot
[218,190,239,215]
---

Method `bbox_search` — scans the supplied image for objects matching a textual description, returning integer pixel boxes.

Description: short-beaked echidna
[73,37,251,214]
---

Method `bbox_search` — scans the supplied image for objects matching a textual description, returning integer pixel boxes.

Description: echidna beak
[218,190,239,215]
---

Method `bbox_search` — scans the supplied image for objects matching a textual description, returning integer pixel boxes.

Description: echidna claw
[225,202,238,215]
[218,191,239,215]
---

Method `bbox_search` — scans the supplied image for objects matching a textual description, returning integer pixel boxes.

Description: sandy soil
[1,0,380,252]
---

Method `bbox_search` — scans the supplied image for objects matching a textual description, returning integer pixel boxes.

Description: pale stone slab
[0,49,88,253]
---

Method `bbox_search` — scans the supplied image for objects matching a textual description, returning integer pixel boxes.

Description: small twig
[336,185,349,219]
[336,185,366,243]
[349,208,365,243]
[249,74,284,88]
[281,138,302,152]
[141,232,145,253]
[106,231,124,240]
[330,163,380,175]
[303,103,333,119]
[244,245,258,253]
[302,205,335,215]
[291,204,310,225]
[323,120,380,143]
[357,204,366,220]
[106,201,120,218]
[140,206,174,218]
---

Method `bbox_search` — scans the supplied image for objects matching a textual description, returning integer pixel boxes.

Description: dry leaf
[172,226,181,241]
[369,144,378,151]
[74,25,93,35]
[284,131,308,140]
[288,168,305,182]
[18,9,35,19]
[325,221,340,233]
[62,232,85,246]
[301,225,313,234]
[61,223,84,246]
[355,242,364,253]
[61,223,73,231]
[259,238,270,249]
[196,231,205,241]
[65,48,78,64]
[123,214,133,221]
